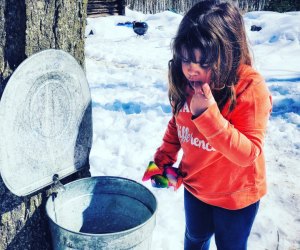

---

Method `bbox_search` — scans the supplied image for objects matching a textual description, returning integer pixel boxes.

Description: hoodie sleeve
[192,80,272,167]
[154,116,181,168]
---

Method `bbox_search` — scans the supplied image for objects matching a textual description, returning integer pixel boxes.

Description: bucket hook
[51,174,66,197]
[50,174,66,223]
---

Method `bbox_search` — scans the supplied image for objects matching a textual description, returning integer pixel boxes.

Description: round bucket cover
[0,49,92,196]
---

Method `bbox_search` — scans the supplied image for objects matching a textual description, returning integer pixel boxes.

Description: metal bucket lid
[0,49,92,196]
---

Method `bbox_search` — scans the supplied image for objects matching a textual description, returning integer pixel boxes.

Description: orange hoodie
[154,64,272,210]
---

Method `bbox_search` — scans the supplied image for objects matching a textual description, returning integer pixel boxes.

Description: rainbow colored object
[151,175,169,188]
[142,161,183,190]
[142,161,163,181]
[164,166,179,187]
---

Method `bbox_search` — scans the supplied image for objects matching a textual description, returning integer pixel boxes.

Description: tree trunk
[0,1,90,249]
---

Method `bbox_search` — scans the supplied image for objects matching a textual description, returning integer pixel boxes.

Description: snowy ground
[85,8,300,250]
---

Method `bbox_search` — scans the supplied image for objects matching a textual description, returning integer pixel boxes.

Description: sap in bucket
[0,49,157,249]
[46,176,156,249]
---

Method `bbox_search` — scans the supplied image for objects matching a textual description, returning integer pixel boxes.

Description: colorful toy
[142,161,182,190]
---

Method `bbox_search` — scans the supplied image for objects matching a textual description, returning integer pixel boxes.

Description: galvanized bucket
[46,176,157,250]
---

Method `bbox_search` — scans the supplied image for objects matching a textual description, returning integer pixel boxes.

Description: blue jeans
[184,189,259,250]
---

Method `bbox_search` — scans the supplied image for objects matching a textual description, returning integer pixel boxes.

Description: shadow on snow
[92,100,172,114]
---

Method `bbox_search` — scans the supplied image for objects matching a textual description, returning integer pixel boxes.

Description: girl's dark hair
[169,0,252,115]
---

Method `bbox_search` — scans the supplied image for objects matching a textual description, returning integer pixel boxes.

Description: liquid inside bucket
[46,176,157,247]
[58,193,153,234]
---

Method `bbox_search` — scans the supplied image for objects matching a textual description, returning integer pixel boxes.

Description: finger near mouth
[188,81,203,90]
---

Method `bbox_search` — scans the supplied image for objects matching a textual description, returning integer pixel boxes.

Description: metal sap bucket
[46,176,157,250]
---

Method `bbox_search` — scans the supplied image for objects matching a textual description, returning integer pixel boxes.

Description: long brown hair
[169,0,252,115]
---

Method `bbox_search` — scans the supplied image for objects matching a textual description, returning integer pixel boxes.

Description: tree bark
[0,1,90,249]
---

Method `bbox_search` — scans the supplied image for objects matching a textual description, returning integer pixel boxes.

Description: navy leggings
[184,189,259,250]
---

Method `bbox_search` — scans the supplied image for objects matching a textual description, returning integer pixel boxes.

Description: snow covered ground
[85,8,300,250]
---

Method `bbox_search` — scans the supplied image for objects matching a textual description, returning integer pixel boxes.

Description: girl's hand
[190,82,216,117]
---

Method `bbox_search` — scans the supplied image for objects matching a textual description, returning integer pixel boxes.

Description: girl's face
[181,49,211,89]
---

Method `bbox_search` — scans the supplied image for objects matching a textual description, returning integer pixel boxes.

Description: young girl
[142,0,272,249]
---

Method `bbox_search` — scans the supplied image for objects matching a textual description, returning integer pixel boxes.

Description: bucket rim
[46,175,157,237]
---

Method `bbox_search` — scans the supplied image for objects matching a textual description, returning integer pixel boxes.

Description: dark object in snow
[89,30,94,35]
[167,8,178,13]
[133,21,148,36]
[117,21,133,28]
[251,25,262,32]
